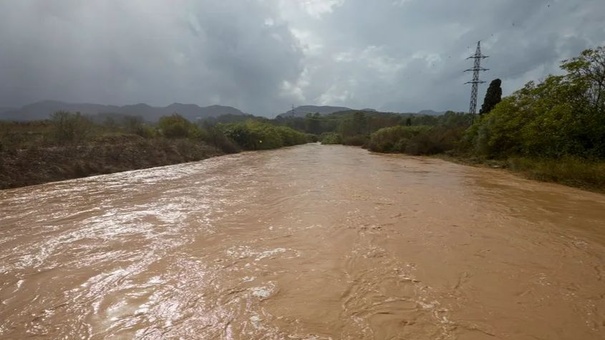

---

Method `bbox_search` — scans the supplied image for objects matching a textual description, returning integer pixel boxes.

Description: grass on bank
[507,157,605,191]
[434,154,605,193]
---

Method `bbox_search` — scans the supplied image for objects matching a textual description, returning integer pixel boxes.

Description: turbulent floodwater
[1,144,605,340]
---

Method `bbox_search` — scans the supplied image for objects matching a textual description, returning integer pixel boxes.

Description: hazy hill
[0,106,16,113]
[0,101,247,122]
[276,106,441,118]
[417,109,446,116]
[277,105,354,118]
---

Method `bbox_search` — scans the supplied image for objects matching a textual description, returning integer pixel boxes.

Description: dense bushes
[275,125,311,146]
[313,110,472,152]
[342,135,368,146]
[158,114,198,139]
[320,132,343,145]
[219,120,309,150]
[156,116,310,153]
[368,126,423,152]
[368,126,464,155]
[197,123,240,154]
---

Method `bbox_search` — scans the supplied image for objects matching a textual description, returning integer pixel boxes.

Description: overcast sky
[1,0,603,116]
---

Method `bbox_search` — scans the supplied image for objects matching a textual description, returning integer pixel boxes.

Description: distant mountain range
[277,105,446,118]
[0,101,449,122]
[0,100,248,122]
[417,109,446,116]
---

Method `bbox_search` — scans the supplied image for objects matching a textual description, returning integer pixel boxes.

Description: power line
[464,41,489,115]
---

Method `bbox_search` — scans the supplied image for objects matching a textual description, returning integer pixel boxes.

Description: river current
[1,144,604,339]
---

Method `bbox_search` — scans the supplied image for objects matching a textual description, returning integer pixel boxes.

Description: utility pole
[465,41,489,115]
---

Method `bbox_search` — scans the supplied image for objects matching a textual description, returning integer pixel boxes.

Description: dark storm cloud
[286,0,605,112]
[0,0,303,114]
[0,0,603,115]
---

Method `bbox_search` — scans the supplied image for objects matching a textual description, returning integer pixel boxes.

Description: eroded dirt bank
[0,135,222,189]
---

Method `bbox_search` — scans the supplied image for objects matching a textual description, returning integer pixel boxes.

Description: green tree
[158,113,196,138]
[479,79,502,115]
[561,46,605,114]
[198,121,239,153]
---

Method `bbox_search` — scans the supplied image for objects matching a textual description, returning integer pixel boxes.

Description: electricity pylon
[465,41,489,114]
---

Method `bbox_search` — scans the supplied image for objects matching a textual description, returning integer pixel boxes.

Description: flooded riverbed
[1,144,604,339]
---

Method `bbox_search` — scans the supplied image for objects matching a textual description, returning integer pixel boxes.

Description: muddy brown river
[1,144,605,339]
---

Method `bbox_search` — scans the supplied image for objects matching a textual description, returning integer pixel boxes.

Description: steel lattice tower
[465,41,489,114]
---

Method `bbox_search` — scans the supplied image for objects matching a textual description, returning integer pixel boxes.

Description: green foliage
[220,120,307,150]
[123,116,156,138]
[197,122,240,153]
[342,135,368,146]
[294,110,473,150]
[50,111,93,144]
[368,126,428,153]
[368,126,420,152]
[437,111,474,128]
[320,132,343,145]
[561,46,605,114]
[306,134,319,143]
[134,125,157,139]
[368,125,464,155]
[158,114,198,139]
[275,125,309,146]
[409,114,438,126]
[467,46,605,159]
[276,110,409,137]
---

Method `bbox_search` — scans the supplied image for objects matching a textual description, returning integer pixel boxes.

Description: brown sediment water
[1,143,604,339]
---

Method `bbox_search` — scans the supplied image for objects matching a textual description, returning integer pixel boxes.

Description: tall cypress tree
[480,79,502,115]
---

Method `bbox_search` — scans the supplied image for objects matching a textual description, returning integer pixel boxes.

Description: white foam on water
[250,282,277,299]
[256,248,287,261]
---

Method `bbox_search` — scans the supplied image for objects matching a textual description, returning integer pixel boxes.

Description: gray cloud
[0,0,603,116]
